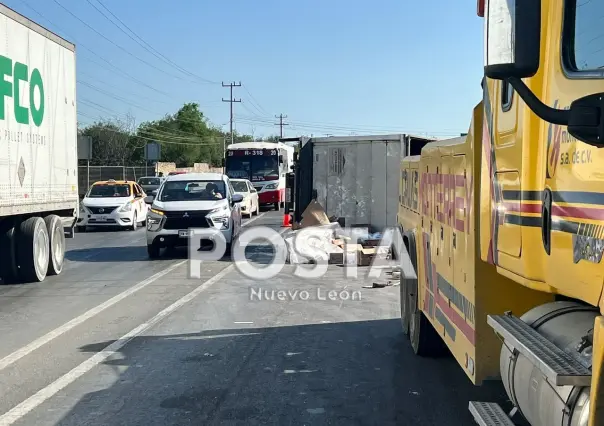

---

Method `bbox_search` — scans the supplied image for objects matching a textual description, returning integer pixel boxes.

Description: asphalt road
[0,211,508,426]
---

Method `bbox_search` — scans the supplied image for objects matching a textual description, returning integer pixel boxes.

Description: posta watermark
[187,225,418,281]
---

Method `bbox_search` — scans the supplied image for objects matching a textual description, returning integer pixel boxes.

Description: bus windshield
[225,155,279,182]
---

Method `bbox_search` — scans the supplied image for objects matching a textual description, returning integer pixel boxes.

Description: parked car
[77,180,148,231]
[144,173,244,258]
[230,179,259,218]
[137,176,165,195]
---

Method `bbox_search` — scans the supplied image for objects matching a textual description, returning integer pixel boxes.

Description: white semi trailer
[0,4,78,283]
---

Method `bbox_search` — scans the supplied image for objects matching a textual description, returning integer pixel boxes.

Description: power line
[234,114,463,136]
[78,98,233,142]
[242,84,268,115]
[78,73,171,106]
[78,80,152,111]
[222,81,241,145]
[88,0,218,84]
[51,0,201,84]
[274,114,288,138]
[77,112,224,146]
[18,0,177,100]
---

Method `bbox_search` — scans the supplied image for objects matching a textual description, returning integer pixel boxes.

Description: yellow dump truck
[397,1,604,425]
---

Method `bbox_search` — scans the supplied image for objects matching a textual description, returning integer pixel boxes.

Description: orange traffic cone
[282,213,291,227]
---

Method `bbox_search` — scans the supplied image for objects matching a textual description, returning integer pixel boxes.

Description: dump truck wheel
[400,272,410,336]
[409,286,446,357]
[407,232,445,356]
[400,232,413,336]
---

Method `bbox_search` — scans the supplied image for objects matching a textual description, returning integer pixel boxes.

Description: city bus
[225,142,294,210]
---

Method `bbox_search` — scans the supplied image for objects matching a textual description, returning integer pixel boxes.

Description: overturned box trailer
[293,134,433,230]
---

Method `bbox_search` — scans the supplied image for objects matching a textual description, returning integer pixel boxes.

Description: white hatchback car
[77,180,149,231]
[230,179,259,218]
[144,173,244,258]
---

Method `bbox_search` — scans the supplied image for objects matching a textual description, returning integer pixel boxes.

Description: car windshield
[159,180,226,201]
[87,183,131,198]
[231,181,249,192]
[138,177,160,186]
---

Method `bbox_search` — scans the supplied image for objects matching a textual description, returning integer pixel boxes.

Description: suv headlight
[147,208,164,231]
[208,205,228,215]
[207,205,230,230]
[118,201,133,212]
[209,216,230,230]
[264,183,278,190]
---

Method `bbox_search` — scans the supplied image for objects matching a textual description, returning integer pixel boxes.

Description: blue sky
[7,0,484,139]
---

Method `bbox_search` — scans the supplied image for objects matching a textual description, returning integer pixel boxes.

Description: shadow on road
[65,244,278,264]
[50,320,509,426]
[65,246,151,262]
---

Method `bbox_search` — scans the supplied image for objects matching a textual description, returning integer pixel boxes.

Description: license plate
[96,215,108,222]
[179,230,191,238]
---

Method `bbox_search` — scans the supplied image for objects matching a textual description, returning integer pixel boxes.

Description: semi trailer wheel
[44,215,65,275]
[0,218,20,283]
[17,217,50,283]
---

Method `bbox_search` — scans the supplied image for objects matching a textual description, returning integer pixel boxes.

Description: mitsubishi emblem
[183,212,189,218]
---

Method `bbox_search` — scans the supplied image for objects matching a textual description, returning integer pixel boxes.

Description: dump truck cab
[480,0,604,312]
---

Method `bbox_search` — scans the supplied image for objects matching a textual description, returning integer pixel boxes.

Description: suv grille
[88,206,119,214]
[163,210,213,230]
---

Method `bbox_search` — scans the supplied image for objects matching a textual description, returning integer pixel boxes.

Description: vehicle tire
[130,213,137,231]
[400,230,412,336]
[274,202,280,211]
[17,217,50,283]
[400,270,410,337]
[76,225,85,233]
[165,245,177,256]
[44,215,65,276]
[253,203,259,216]
[147,242,160,259]
[0,218,20,283]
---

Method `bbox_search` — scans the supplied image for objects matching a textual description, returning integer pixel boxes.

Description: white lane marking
[0,211,271,369]
[233,321,253,324]
[0,264,235,426]
[242,212,265,227]
[0,260,186,373]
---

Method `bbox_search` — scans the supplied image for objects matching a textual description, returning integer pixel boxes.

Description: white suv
[145,173,244,258]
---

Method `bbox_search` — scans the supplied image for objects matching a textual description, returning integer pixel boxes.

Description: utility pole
[274,114,289,138]
[222,81,241,145]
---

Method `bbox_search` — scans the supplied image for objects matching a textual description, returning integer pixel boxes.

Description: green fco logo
[0,54,44,127]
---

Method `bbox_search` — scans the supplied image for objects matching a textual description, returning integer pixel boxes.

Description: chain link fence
[78,165,156,197]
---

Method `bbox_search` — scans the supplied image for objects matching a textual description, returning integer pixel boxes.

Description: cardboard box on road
[329,244,363,265]
[358,246,390,267]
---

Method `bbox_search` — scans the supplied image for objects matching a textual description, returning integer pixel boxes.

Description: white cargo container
[0,4,78,283]
[312,134,425,230]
